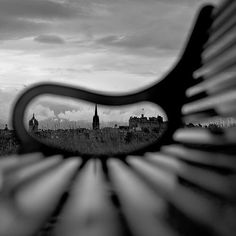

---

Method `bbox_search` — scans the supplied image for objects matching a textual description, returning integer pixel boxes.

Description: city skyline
[24,103,166,130]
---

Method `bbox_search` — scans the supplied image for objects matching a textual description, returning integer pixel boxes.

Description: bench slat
[203,21,236,63]
[3,155,62,192]
[207,0,235,42]
[212,0,232,18]
[127,156,236,236]
[183,105,236,123]
[108,159,177,236]
[188,66,236,96]
[54,159,123,236]
[144,152,236,200]
[182,89,236,115]
[194,42,236,79]
[0,158,80,236]
[162,145,236,171]
[216,101,236,117]
[0,153,43,174]
[173,128,236,145]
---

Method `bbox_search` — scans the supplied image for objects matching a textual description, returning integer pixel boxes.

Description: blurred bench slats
[0,157,80,236]
[162,145,236,171]
[54,159,123,236]
[108,158,177,236]
[126,156,236,236]
[144,152,236,200]
[207,0,236,45]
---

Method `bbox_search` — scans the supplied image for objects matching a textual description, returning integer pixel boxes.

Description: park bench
[1,0,236,235]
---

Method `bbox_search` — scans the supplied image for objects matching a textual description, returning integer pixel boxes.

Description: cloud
[55,102,166,123]
[0,0,77,40]
[0,0,77,20]
[0,17,47,40]
[34,35,65,44]
[58,110,82,121]
[94,6,194,52]
[0,88,17,123]
[27,104,55,121]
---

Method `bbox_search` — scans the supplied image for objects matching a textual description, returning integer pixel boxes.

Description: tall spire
[95,104,98,116]
[92,104,100,130]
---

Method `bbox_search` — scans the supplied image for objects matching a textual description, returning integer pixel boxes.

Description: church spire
[92,104,100,130]
[95,104,98,116]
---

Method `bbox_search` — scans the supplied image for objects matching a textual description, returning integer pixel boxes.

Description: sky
[25,95,166,129]
[0,0,220,126]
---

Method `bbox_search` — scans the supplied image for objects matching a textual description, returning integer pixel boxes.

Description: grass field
[0,130,20,156]
[0,126,167,156]
[0,123,228,157]
[32,126,166,155]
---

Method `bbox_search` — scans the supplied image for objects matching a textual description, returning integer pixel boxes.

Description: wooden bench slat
[212,0,232,18]
[144,152,236,200]
[162,145,236,171]
[173,128,236,145]
[54,159,123,236]
[203,21,236,63]
[108,159,177,236]
[126,156,236,236]
[182,102,236,121]
[207,0,235,43]
[0,158,80,236]
[182,89,236,115]
[216,100,236,117]
[2,155,62,193]
[193,42,236,79]
[0,153,43,174]
[0,153,43,204]
[206,3,236,50]
[188,67,236,96]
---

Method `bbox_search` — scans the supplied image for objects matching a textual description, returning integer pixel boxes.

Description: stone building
[92,104,100,130]
[29,114,39,132]
[129,114,163,131]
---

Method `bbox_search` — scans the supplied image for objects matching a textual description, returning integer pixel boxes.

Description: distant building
[129,114,163,131]
[92,104,100,130]
[4,124,8,131]
[29,114,39,132]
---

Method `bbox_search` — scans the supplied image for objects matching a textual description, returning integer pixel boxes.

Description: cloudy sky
[0,0,220,126]
[25,95,165,129]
